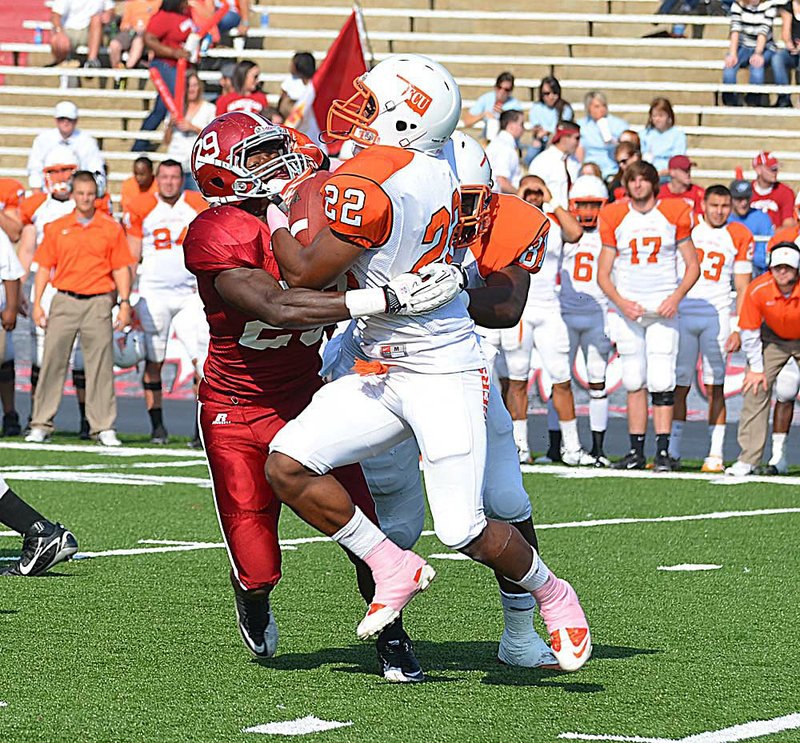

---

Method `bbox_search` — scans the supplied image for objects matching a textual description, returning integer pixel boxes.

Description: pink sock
[363,537,406,581]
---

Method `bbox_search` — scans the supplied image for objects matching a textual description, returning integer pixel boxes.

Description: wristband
[118,299,130,306]
[345,288,387,318]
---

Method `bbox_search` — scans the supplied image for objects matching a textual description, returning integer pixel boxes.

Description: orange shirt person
[26,171,133,447]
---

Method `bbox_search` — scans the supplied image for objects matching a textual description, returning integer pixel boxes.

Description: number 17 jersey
[183,205,324,405]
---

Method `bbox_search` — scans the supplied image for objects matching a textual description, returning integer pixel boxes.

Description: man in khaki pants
[25,171,132,446]
[727,241,800,475]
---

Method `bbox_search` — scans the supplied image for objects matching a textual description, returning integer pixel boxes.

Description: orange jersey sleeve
[123,192,157,238]
[598,201,628,249]
[19,193,47,226]
[184,191,209,214]
[767,224,800,251]
[0,178,24,210]
[470,194,550,276]
[657,199,694,242]
[34,217,60,269]
[727,221,755,264]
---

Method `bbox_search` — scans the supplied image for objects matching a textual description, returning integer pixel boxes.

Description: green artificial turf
[0,443,798,742]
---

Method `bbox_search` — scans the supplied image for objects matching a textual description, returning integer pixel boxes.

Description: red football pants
[199,393,377,591]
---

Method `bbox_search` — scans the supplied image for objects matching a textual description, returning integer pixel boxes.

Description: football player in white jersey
[124,159,209,445]
[598,160,700,471]
[14,145,88,436]
[767,358,799,474]
[504,175,591,465]
[560,175,612,466]
[265,55,591,672]
[669,185,753,471]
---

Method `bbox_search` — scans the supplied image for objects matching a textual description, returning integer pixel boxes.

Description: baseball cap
[220,62,236,80]
[668,155,695,171]
[54,101,78,120]
[770,242,800,269]
[729,179,753,199]
[753,151,779,169]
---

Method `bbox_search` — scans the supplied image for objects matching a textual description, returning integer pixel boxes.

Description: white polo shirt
[485,129,522,193]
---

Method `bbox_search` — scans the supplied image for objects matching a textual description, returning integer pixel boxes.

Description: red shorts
[199,386,377,591]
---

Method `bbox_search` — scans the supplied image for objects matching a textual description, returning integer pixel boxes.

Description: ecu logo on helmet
[397,75,432,115]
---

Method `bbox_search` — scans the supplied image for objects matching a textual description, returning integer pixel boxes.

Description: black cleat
[150,424,169,445]
[230,572,278,658]
[2,411,21,436]
[653,450,679,472]
[611,451,647,470]
[187,436,203,450]
[79,417,91,440]
[1,521,78,576]
[376,629,424,682]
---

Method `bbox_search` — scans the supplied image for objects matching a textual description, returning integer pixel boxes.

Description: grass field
[1,439,798,743]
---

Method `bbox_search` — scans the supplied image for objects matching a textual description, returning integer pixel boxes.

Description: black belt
[58,290,106,300]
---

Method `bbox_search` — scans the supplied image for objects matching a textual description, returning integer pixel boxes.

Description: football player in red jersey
[182,111,461,664]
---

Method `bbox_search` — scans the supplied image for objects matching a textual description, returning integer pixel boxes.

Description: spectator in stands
[121,157,157,217]
[165,72,217,190]
[607,141,641,201]
[485,110,525,194]
[750,151,796,228]
[109,0,161,82]
[726,241,800,475]
[215,60,269,115]
[0,227,24,437]
[619,130,641,149]
[27,102,104,192]
[659,155,705,215]
[50,0,109,70]
[529,121,582,206]
[722,0,790,107]
[728,178,774,274]
[26,172,132,447]
[576,91,629,180]
[132,0,193,153]
[580,163,603,179]
[463,72,521,141]
[777,1,800,82]
[216,0,251,36]
[640,97,687,174]
[526,76,573,163]
[277,52,316,119]
[218,61,236,97]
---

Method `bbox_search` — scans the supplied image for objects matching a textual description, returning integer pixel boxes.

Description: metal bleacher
[1,0,799,196]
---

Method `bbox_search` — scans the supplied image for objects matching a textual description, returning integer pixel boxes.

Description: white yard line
[0,441,206,458]
[657,564,722,572]
[242,716,353,736]
[560,712,800,743]
[0,470,210,487]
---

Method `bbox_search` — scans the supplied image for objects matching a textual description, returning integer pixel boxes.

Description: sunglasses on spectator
[617,157,631,165]
[523,189,544,197]
[542,89,558,97]
[497,85,514,92]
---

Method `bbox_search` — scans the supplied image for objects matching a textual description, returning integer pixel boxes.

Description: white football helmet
[327,54,461,153]
[450,131,493,246]
[568,175,608,229]
[113,328,146,369]
[43,144,79,196]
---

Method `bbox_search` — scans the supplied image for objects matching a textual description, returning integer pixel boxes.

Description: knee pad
[373,491,425,551]
[143,380,162,392]
[434,516,487,551]
[72,368,86,391]
[651,390,674,407]
[621,357,646,392]
[483,485,532,523]
[589,386,607,400]
[0,360,14,384]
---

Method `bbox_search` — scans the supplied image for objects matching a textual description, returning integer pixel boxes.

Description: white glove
[400,262,467,315]
[266,203,289,235]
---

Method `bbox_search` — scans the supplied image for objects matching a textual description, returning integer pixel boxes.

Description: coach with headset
[728,241,800,475]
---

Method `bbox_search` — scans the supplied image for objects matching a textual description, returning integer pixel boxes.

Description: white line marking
[0,441,206,458]
[0,531,18,537]
[243,716,353,736]
[428,552,471,561]
[658,564,722,572]
[523,463,799,487]
[0,702,6,708]
[560,712,800,743]
[0,470,211,487]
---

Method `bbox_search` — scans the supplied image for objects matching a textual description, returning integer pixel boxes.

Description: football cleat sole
[550,627,592,673]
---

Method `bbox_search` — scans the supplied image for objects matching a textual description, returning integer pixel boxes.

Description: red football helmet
[191,111,323,205]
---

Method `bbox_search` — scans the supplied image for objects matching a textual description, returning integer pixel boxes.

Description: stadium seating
[1,1,799,197]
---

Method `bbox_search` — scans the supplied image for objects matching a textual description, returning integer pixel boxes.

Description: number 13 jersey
[323,145,482,373]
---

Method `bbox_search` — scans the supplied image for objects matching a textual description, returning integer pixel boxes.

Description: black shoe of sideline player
[611,450,647,470]
[376,628,424,682]
[653,450,679,473]
[1,520,78,576]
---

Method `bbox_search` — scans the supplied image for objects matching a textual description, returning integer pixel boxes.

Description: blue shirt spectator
[463,71,521,140]
[640,96,686,173]
[728,178,774,275]
[526,76,574,163]
[576,91,629,179]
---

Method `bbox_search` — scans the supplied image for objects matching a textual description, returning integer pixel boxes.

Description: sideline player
[669,185,753,471]
[266,55,591,673]
[597,161,700,471]
[0,477,77,576]
[560,175,613,466]
[124,159,209,445]
[185,111,462,661]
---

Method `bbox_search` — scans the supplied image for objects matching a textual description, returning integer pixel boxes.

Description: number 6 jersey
[183,205,324,404]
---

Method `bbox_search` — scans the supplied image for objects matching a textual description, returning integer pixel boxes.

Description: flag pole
[353,2,374,69]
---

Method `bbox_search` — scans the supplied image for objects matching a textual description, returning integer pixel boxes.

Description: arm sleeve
[0,233,24,281]
[740,328,764,372]
[733,224,755,272]
[468,94,487,116]
[598,208,618,249]
[322,173,392,250]
[34,223,57,269]
[183,212,266,276]
[738,284,763,331]
[123,204,144,238]
[675,203,694,242]
[730,2,743,33]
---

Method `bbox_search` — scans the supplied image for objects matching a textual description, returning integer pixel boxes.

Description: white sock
[559,418,580,452]
[512,419,528,453]
[589,396,608,433]
[331,507,385,559]
[669,420,684,459]
[499,589,536,637]
[546,399,559,432]
[769,432,788,465]
[513,548,551,592]
[708,424,726,459]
